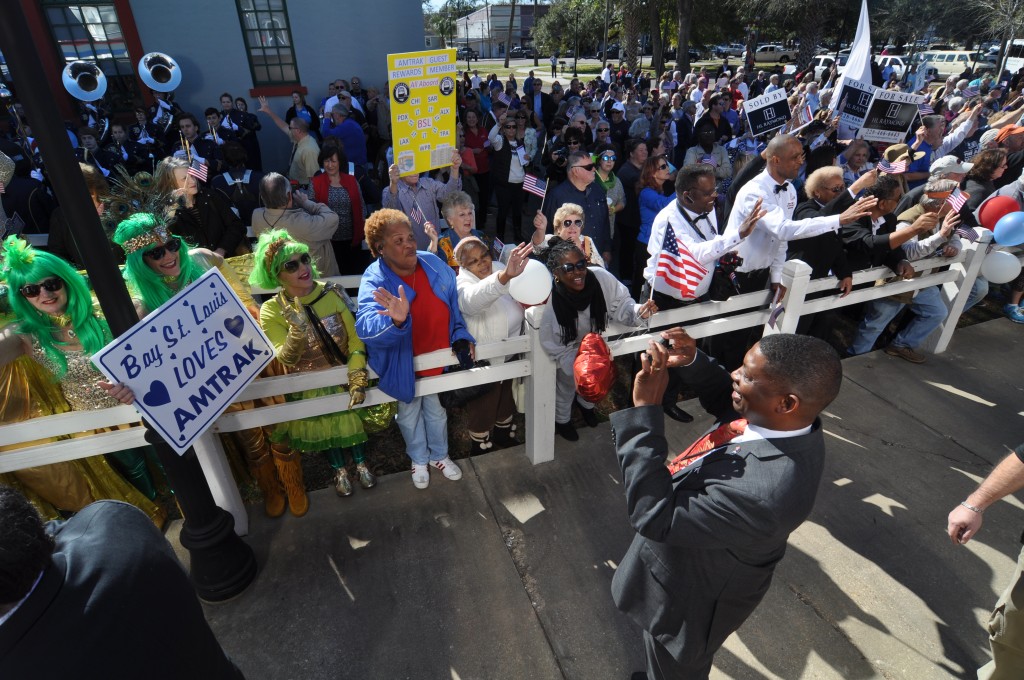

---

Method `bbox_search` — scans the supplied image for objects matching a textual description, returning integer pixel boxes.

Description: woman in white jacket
[454,238,534,454]
[540,238,657,441]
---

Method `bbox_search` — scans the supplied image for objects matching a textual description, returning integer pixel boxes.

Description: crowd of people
[1,43,1023,680]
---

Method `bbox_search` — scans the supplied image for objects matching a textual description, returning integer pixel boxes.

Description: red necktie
[667,419,747,474]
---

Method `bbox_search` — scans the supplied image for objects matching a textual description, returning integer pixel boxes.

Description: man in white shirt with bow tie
[708,134,875,368]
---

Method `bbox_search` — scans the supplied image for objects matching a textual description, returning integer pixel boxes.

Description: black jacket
[842,213,905,273]
[790,194,854,280]
[169,188,248,255]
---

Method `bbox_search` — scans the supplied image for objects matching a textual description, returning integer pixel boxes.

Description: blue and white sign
[92,268,275,454]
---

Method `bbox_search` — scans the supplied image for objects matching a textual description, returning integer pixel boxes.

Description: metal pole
[0,7,256,602]
[573,5,579,77]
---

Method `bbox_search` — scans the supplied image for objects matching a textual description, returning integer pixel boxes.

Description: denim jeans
[965,276,989,312]
[396,394,449,466]
[849,285,947,355]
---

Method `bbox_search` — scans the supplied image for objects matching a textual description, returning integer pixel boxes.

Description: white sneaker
[429,457,463,481]
[411,464,430,489]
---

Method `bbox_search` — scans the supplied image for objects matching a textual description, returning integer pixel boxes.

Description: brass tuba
[61,60,107,102]
[138,52,181,135]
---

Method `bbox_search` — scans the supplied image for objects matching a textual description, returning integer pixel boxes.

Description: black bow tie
[774,182,789,194]
[695,212,710,222]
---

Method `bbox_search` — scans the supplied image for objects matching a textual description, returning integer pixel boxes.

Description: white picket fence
[1,230,1019,535]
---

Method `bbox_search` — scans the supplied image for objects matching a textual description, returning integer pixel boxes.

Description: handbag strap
[301,287,348,366]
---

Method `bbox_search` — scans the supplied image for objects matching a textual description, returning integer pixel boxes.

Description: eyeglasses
[557,260,588,274]
[572,163,596,171]
[281,253,312,273]
[826,185,845,193]
[142,237,182,261]
[596,127,610,132]
[599,154,616,161]
[503,124,516,129]
[516,115,528,120]
[567,141,581,147]
[561,218,584,228]
[19,277,64,298]
[657,163,669,171]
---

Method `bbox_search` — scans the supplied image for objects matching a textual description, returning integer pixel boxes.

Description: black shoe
[555,421,579,441]
[579,407,599,428]
[663,404,694,423]
[493,424,519,447]
[630,673,648,680]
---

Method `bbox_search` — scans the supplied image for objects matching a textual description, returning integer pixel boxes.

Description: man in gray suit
[610,329,842,679]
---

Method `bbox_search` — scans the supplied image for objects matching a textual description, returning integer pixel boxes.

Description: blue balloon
[994,211,1024,247]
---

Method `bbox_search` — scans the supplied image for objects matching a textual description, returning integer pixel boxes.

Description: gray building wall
[128,0,425,173]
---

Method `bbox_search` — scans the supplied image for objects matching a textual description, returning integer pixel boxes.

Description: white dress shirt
[728,169,841,283]
[643,200,744,299]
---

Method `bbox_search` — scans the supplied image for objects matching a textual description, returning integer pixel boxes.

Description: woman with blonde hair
[530,202,605,266]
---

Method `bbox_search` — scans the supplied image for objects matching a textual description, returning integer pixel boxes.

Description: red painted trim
[19,0,72,120]
[113,0,152,108]
[249,84,307,98]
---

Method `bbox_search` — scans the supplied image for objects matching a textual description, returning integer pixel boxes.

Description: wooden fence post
[524,307,556,464]
[764,259,812,336]
[921,230,992,355]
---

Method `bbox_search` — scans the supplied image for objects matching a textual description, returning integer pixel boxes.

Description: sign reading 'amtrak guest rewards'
[92,269,275,454]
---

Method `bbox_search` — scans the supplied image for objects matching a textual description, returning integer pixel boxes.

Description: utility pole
[602,0,610,66]
[573,3,580,77]
[533,0,539,68]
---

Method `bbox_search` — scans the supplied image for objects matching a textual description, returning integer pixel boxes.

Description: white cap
[929,155,973,176]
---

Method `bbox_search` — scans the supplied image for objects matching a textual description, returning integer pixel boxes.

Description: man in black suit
[527,77,557,129]
[0,487,244,679]
[611,329,843,680]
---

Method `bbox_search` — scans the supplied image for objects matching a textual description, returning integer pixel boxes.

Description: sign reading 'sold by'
[744,89,791,137]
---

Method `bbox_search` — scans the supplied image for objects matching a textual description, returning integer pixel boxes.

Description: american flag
[877,158,907,174]
[523,173,546,198]
[803,104,813,124]
[408,201,426,225]
[0,181,4,194]
[698,155,718,167]
[961,86,979,99]
[654,223,707,299]
[187,157,208,182]
[946,187,968,212]
[955,226,979,242]
[498,92,512,106]
[919,103,934,115]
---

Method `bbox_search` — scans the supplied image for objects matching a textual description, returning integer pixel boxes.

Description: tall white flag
[832,0,873,138]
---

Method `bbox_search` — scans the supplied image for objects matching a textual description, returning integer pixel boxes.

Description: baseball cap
[980,128,1000,147]
[611,101,626,113]
[929,155,972,176]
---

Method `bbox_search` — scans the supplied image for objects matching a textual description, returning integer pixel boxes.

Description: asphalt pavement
[182,318,1024,679]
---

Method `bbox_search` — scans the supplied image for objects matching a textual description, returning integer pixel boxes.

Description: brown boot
[237,427,286,518]
[272,446,309,517]
[248,453,286,518]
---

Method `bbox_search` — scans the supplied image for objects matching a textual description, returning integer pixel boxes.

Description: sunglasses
[19,277,64,298]
[567,141,581,146]
[281,253,312,273]
[573,163,596,171]
[826,185,845,193]
[503,124,516,129]
[657,163,669,171]
[557,260,588,274]
[596,127,610,132]
[599,154,616,161]
[142,237,182,261]
[561,218,584,228]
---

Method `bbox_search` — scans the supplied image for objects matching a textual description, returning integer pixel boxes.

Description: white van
[914,51,990,77]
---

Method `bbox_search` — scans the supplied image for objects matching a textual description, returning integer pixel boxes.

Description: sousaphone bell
[61,60,107,102]
[138,52,182,92]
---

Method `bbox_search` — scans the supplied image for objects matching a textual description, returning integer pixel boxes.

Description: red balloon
[574,332,616,404]
[978,196,1021,231]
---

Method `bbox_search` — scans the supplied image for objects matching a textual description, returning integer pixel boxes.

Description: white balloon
[980,250,1023,285]
[509,259,552,305]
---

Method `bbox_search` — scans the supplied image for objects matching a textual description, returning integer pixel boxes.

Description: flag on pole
[654,223,707,299]
[408,201,426,225]
[961,86,979,99]
[498,92,512,107]
[955,226,979,242]
[187,157,208,182]
[919,103,934,115]
[946,187,968,212]
[877,158,907,174]
[523,173,546,198]
[803,104,814,124]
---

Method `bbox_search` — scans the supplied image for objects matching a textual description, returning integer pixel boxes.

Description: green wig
[249,229,319,290]
[113,212,205,313]
[0,236,110,378]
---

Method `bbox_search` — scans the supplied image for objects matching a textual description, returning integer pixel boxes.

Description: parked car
[877,55,910,79]
[715,43,745,58]
[810,54,847,81]
[746,44,799,63]
[456,46,479,60]
[510,46,535,59]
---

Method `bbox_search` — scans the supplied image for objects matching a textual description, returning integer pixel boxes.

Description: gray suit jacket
[609,351,825,668]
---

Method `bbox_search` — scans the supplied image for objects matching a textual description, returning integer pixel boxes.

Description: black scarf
[552,270,607,345]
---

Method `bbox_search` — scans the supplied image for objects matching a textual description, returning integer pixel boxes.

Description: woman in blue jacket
[356,209,475,490]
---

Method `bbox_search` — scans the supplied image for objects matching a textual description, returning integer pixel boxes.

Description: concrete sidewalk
[197,319,1024,679]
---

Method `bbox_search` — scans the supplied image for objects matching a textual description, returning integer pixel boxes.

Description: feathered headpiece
[100,166,175,237]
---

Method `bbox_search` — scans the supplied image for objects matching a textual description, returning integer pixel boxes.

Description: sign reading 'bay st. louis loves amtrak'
[744,89,791,137]
[388,48,457,177]
[858,89,928,143]
[92,269,275,454]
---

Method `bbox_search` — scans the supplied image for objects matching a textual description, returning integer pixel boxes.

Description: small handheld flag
[408,202,426,225]
[955,226,979,242]
[877,158,907,174]
[187,157,208,182]
[523,173,546,198]
[919,103,934,115]
[946,187,968,212]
